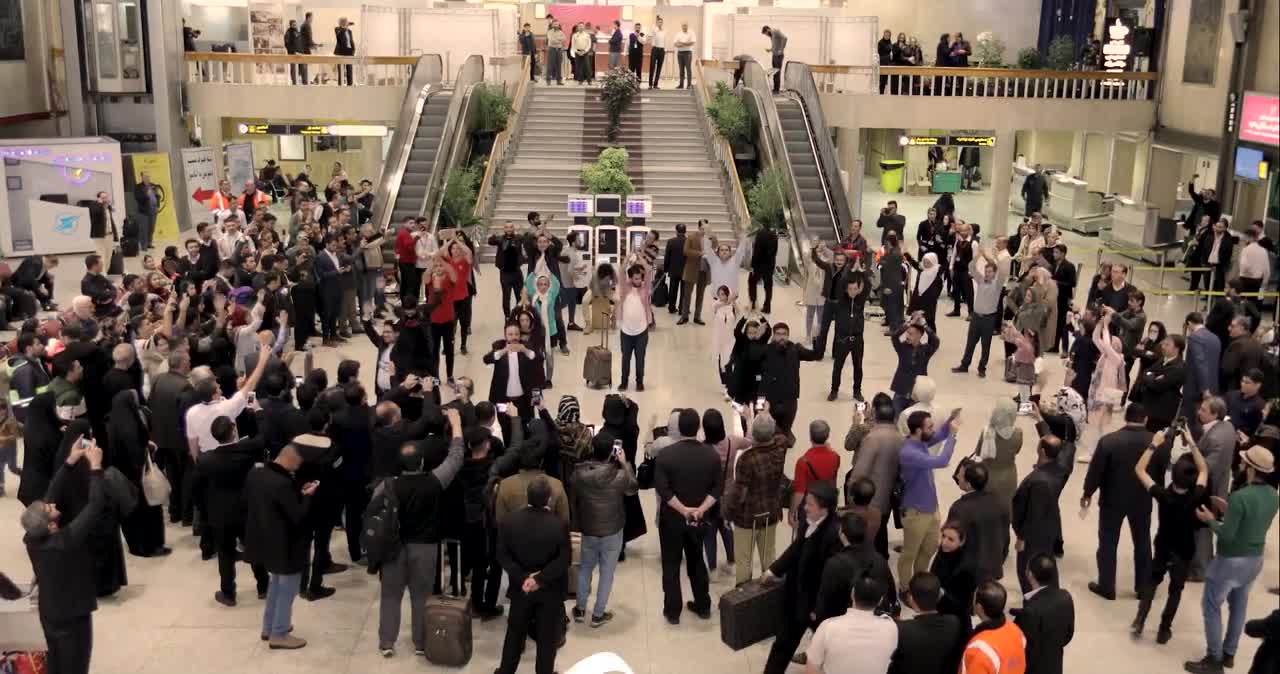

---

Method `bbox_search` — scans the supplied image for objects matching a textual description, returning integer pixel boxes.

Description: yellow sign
[951,136,996,147]
[128,153,180,245]
[297,125,330,135]
[907,136,941,146]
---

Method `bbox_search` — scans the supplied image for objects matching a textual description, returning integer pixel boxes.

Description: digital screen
[626,196,651,217]
[629,230,647,253]
[595,195,622,216]
[596,228,619,255]
[567,196,593,216]
[1234,146,1269,182]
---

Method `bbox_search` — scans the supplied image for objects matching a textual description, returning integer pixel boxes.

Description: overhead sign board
[906,135,995,147]
[1240,92,1280,147]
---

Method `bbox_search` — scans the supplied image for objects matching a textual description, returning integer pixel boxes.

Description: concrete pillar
[58,0,87,136]
[1069,131,1086,178]
[835,126,861,220]
[987,129,1016,237]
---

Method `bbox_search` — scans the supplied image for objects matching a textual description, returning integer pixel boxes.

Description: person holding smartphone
[568,433,639,627]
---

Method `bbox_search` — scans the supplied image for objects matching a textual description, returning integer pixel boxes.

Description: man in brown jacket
[724,412,787,585]
[678,220,708,325]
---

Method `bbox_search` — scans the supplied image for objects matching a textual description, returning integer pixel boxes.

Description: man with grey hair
[724,410,786,585]
[789,419,841,531]
[151,351,194,524]
[22,435,105,674]
[102,342,140,403]
[1191,395,1236,578]
[845,393,902,558]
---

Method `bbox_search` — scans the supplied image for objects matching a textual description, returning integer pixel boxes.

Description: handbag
[636,455,656,490]
[141,448,171,507]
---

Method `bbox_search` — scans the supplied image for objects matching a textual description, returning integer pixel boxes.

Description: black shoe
[302,586,336,601]
[201,550,216,561]
[322,562,349,575]
[477,606,504,622]
[257,588,268,600]
[568,323,583,332]
[762,305,771,314]
[572,607,586,623]
[977,369,987,378]
[618,381,628,391]
[676,317,688,325]
[827,391,838,402]
[459,345,469,355]
[951,366,968,374]
[590,611,614,628]
[214,591,236,607]
[1130,616,1144,638]
[854,392,864,403]
[693,319,705,326]
[1223,654,1235,669]
[636,383,645,392]
[686,601,711,620]
[1088,582,1116,601]
[1156,626,1172,644]
[1184,655,1224,674]
[664,612,680,625]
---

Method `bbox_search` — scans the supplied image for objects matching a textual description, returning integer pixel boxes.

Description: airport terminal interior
[0,1,1277,674]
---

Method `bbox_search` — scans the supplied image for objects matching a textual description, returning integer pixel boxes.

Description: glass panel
[94,2,117,78]
[118,2,141,80]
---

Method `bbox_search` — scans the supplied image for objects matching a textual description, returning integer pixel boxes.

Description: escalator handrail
[371,54,443,232]
[777,91,842,244]
[423,55,486,230]
[736,58,815,280]
[783,62,853,237]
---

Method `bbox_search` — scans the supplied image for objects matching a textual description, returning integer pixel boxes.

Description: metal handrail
[783,62,850,241]
[371,54,443,232]
[737,58,814,280]
[424,55,486,230]
[692,58,749,237]
[474,56,532,221]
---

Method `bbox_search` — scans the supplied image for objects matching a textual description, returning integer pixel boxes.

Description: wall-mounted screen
[1234,146,1268,182]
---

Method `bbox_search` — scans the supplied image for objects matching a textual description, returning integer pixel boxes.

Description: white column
[986,130,1016,237]
[835,126,862,220]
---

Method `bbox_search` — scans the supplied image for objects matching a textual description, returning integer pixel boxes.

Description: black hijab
[16,392,63,505]
[107,390,149,480]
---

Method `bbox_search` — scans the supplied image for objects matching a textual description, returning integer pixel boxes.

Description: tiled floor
[0,206,1274,673]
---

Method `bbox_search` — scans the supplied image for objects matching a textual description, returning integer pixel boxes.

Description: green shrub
[581,147,634,195]
[746,165,787,234]
[1046,36,1076,70]
[1016,47,1044,70]
[474,85,513,133]
[598,67,640,143]
[705,81,755,146]
[973,31,1006,67]
[439,165,481,228]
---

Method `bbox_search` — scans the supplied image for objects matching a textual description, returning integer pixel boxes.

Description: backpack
[360,478,401,573]
[558,421,592,465]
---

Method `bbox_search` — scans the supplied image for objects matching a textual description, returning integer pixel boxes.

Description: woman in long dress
[977,398,1022,522]
[1079,307,1127,464]
[16,392,62,506]
[710,286,738,400]
[49,419,128,597]
[601,395,647,556]
[109,389,169,557]
[907,252,944,332]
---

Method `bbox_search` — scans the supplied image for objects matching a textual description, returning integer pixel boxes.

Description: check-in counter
[1104,197,1184,264]
[1047,174,1110,234]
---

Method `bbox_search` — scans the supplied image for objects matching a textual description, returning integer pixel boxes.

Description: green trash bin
[879,160,906,193]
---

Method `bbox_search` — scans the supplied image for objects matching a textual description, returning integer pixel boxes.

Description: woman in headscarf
[907,252,944,332]
[524,269,561,387]
[602,394,646,551]
[728,314,771,405]
[896,376,937,436]
[555,395,591,485]
[702,408,750,576]
[48,419,128,597]
[109,389,169,557]
[1128,321,1168,403]
[16,392,62,506]
[930,521,976,629]
[711,285,738,401]
[1031,267,1059,352]
[977,397,1022,521]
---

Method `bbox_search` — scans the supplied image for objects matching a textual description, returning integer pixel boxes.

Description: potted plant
[598,67,640,144]
[1016,47,1044,70]
[746,165,787,234]
[1046,35,1076,70]
[438,165,481,229]
[580,147,634,195]
[472,84,513,160]
[973,32,1006,67]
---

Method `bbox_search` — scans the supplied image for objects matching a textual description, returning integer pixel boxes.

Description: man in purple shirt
[896,409,961,597]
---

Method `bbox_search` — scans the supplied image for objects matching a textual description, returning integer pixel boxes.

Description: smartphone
[613,439,624,456]
[855,401,868,414]
[78,437,91,449]
[430,376,440,387]
[496,402,509,414]
[294,376,304,386]
[949,408,962,421]
[532,389,543,406]
[247,391,257,404]
[755,396,766,412]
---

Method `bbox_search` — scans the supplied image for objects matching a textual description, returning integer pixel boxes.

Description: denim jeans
[702,519,734,570]
[576,529,624,618]
[262,572,301,638]
[1201,555,1264,658]
[358,270,380,314]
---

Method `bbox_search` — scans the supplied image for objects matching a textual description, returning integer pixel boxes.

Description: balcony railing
[184,53,420,86]
[812,64,1158,100]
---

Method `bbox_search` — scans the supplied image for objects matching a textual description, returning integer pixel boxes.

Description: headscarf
[531,273,555,343]
[557,395,581,425]
[979,397,1018,460]
[1053,387,1087,441]
[107,389,149,475]
[896,376,937,436]
[913,252,940,298]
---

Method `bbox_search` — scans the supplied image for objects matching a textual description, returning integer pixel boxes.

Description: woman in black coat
[728,315,770,405]
[49,419,128,597]
[602,394,647,548]
[17,392,62,506]
[762,484,843,674]
[931,521,976,629]
[108,389,168,557]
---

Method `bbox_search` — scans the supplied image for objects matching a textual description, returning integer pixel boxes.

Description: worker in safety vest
[962,581,1027,674]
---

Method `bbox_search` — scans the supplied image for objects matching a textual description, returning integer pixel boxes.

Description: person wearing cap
[1185,445,1278,674]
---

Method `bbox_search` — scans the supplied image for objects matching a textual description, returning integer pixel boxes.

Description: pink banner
[545,5,622,31]
[1240,93,1280,147]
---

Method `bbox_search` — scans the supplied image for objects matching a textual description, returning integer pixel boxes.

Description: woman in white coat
[711,285,738,400]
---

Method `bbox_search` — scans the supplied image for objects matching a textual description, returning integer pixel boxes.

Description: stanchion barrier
[1132,265,1212,289]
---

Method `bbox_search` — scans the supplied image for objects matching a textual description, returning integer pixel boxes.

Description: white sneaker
[1076,452,1092,464]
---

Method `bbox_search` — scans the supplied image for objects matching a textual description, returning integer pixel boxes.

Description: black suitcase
[718,578,784,650]
[120,238,140,258]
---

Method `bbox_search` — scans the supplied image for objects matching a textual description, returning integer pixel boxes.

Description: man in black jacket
[488,221,526,317]
[946,461,1009,583]
[483,325,544,418]
[243,438,320,649]
[518,23,537,81]
[333,17,355,85]
[760,322,821,434]
[1081,403,1155,600]
[298,12,318,84]
[663,224,687,314]
[815,513,895,623]
[1050,244,1077,353]
[829,275,870,402]
[22,437,105,674]
[1013,436,1064,592]
[284,20,301,84]
[495,477,572,674]
[945,220,977,317]
[653,409,722,623]
[1015,555,1075,674]
[256,372,309,459]
[876,200,906,246]
[748,226,778,313]
[810,245,850,358]
[889,572,966,674]
[890,314,939,415]
[151,353,194,523]
[330,383,374,564]
[79,254,116,316]
[204,416,269,606]
[1135,335,1186,432]
[627,23,645,80]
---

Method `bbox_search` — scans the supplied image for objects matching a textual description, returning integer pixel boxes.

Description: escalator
[371,54,445,231]
[776,98,839,241]
[387,92,452,223]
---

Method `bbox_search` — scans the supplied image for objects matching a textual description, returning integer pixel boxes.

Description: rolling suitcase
[583,325,612,389]
[718,577,784,651]
[423,595,472,666]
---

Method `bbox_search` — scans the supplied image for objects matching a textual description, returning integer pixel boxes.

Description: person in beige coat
[678,221,707,324]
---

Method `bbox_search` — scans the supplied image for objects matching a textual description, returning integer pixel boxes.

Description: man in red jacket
[395,218,419,303]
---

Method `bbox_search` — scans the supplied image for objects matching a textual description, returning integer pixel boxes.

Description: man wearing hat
[1185,445,1277,674]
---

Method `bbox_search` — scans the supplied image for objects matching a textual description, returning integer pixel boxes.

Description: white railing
[184,53,420,87]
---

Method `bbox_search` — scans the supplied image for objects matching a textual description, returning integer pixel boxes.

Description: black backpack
[360,478,401,573]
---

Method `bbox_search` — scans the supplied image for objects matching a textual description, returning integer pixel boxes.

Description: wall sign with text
[1239,92,1280,147]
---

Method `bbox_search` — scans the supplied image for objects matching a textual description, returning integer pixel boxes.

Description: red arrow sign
[192,188,217,202]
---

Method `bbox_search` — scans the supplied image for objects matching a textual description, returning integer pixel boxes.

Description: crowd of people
[1,159,1278,674]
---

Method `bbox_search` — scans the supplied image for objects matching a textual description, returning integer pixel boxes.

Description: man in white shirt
[674,22,695,89]
[413,217,437,277]
[1237,223,1271,308]
[647,16,666,89]
[571,22,592,84]
[217,216,256,260]
[185,336,272,456]
[806,574,897,674]
[617,257,655,392]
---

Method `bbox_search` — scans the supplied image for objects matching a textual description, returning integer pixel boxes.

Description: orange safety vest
[207,191,231,211]
[237,190,271,211]
[961,620,1027,674]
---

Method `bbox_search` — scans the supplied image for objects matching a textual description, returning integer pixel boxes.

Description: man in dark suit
[1015,555,1075,674]
[88,190,116,242]
[482,324,543,418]
[815,513,895,622]
[313,235,345,346]
[298,12,318,85]
[203,416,269,606]
[653,409,722,624]
[627,23,645,80]
[495,477,571,674]
[946,461,1010,583]
[13,254,59,310]
[333,17,355,85]
[329,383,375,564]
[1013,436,1064,593]
[663,223,687,314]
[1134,335,1186,432]
[749,226,779,313]
[150,352,195,523]
[1182,312,1221,424]
[21,437,105,674]
[889,572,966,674]
[79,254,116,315]
[1081,403,1155,600]
[255,372,308,459]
